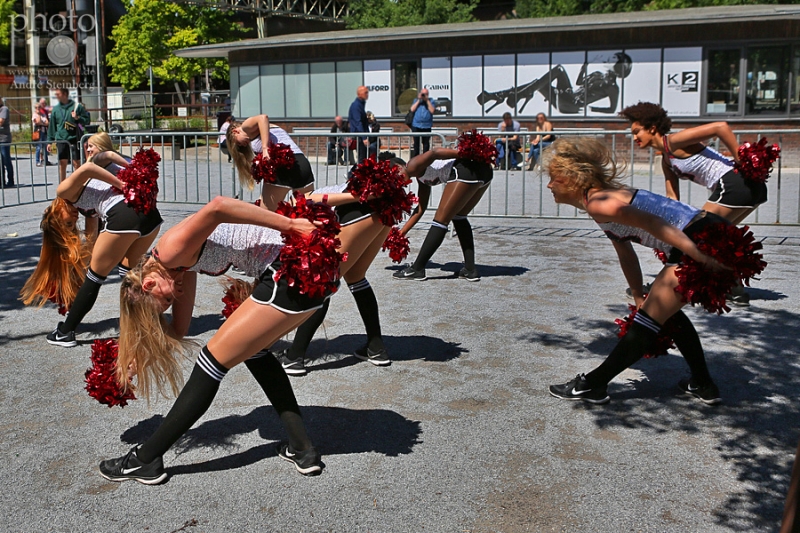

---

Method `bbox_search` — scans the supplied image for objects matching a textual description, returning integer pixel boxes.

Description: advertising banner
[622,49,662,110]
[452,56,483,117]
[364,59,392,117]
[421,57,452,116]
[516,53,551,118]
[549,51,586,118]
[480,54,516,118]
[662,47,702,116]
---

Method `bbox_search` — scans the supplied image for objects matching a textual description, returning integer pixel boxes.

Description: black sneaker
[678,378,722,405]
[354,345,391,366]
[392,265,427,281]
[458,267,480,282]
[277,443,322,476]
[275,350,307,376]
[46,322,76,347]
[99,447,167,485]
[549,374,610,404]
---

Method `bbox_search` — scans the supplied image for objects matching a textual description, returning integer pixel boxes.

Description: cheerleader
[620,103,767,306]
[21,162,163,348]
[276,153,408,375]
[545,138,760,405]
[101,195,347,483]
[393,146,493,282]
[227,114,314,211]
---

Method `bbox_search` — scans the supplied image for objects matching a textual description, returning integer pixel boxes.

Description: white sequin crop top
[250,126,302,155]
[598,189,701,253]
[72,179,124,218]
[418,159,455,186]
[188,223,284,277]
[664,135,734,190]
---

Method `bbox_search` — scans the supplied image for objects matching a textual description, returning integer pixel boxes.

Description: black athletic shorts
[666,212,728,264]
[707,170,768,209]
[100,201,163,237]
[273,153,315,190]
[55,140,81,162]
[335,201,375,226]
[452,159,493,186]
[250,260,337,313]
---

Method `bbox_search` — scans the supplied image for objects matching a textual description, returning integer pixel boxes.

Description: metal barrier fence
[1,129,797,225]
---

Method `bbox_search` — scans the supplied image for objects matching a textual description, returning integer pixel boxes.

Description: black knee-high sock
[61,268,106,333]
[117,262,130,279]
[285,300,330,362]
[452,216,475,271]
[411,220,448,271]
[349,278,383,351]
[585,310,661,388]
[245,351,312,451]
[137,347,228,463]
[668,310,713,386]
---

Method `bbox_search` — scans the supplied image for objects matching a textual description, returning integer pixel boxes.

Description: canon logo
[424,84,449,90]
[368,85,390,91]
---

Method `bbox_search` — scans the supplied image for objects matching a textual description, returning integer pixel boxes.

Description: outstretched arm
[240,114,270,156]
[306,191,362,206]
[667,122,739,162]
[612,240,645,307]
[661,158,681,201]
[406,147,459,177]
[399,182,431,236]
[56,163,125,202]
[168,270,197,339]
[90,150,129,169]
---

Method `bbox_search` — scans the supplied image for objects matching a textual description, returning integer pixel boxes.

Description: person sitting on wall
[495,112,521,170]
[327,115,350,165]
[527,112,555,171]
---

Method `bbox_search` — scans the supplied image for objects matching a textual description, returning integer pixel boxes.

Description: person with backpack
[47,88,90,184]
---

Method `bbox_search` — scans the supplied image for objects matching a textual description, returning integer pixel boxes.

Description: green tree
[106,0,243,90]
[0,0,17,48]
[516,0,797,17]
[347,0,478,29]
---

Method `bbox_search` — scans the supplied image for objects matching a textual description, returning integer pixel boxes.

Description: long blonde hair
[545,137,627,194]
[86,132,115,160]
[226,124,257,190]
[20,198,91,310]
[118,258,195,400]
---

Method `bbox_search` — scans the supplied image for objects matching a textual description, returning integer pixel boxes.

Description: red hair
[20,198,91,311]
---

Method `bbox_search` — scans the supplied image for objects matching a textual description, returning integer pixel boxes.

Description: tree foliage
[0,0,16,48]
[347,0,478,29]
[516,0,798,18]
[106,0,243,90]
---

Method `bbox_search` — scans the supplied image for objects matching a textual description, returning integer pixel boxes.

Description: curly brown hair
[619,102,672,135]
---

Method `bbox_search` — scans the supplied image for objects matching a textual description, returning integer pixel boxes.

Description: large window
[310,62,336,118]
[393,61,418,115]
[706,49,740,114]
[746,46,789,115]
[791,46,800,115]
[284,63,310,118]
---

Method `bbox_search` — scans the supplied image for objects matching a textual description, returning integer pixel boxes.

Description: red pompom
[735,137,780,184]
[85,339,136,408]
[457,129,498,166]
[251,143,296,185]
[47,284,68,315]
[615,302,677,358]
[347,158,416,227]
[274,193,346,299]
[657,223,767,314]
[116,148,161,215]
[382,227,410,263]
[220,277,255,319]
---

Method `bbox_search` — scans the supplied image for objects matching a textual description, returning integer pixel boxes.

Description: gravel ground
[1,195,799,532]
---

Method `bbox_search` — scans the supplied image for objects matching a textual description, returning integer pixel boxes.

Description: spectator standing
[348,86,369,162]
[526,112,555,170]
[366,111,381,159]
[47,88,90,183]
[409,88,436,157]
[33,99,51,167]
[495,112,521,170]
[327,115,350,165]
[0,97,13,187]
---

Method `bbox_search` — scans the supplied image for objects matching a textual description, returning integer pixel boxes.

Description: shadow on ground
[518,303,800,531]
[120,405,422,478]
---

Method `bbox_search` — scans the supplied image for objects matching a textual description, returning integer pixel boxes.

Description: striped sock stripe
[118,264,130,278]
[348,279,371,293]
[431,221,448,230]
[86,268,106,284]
[248,349,270,360]
[452,214,468,221]
[197,347,228,382]
[633,312,661,333]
